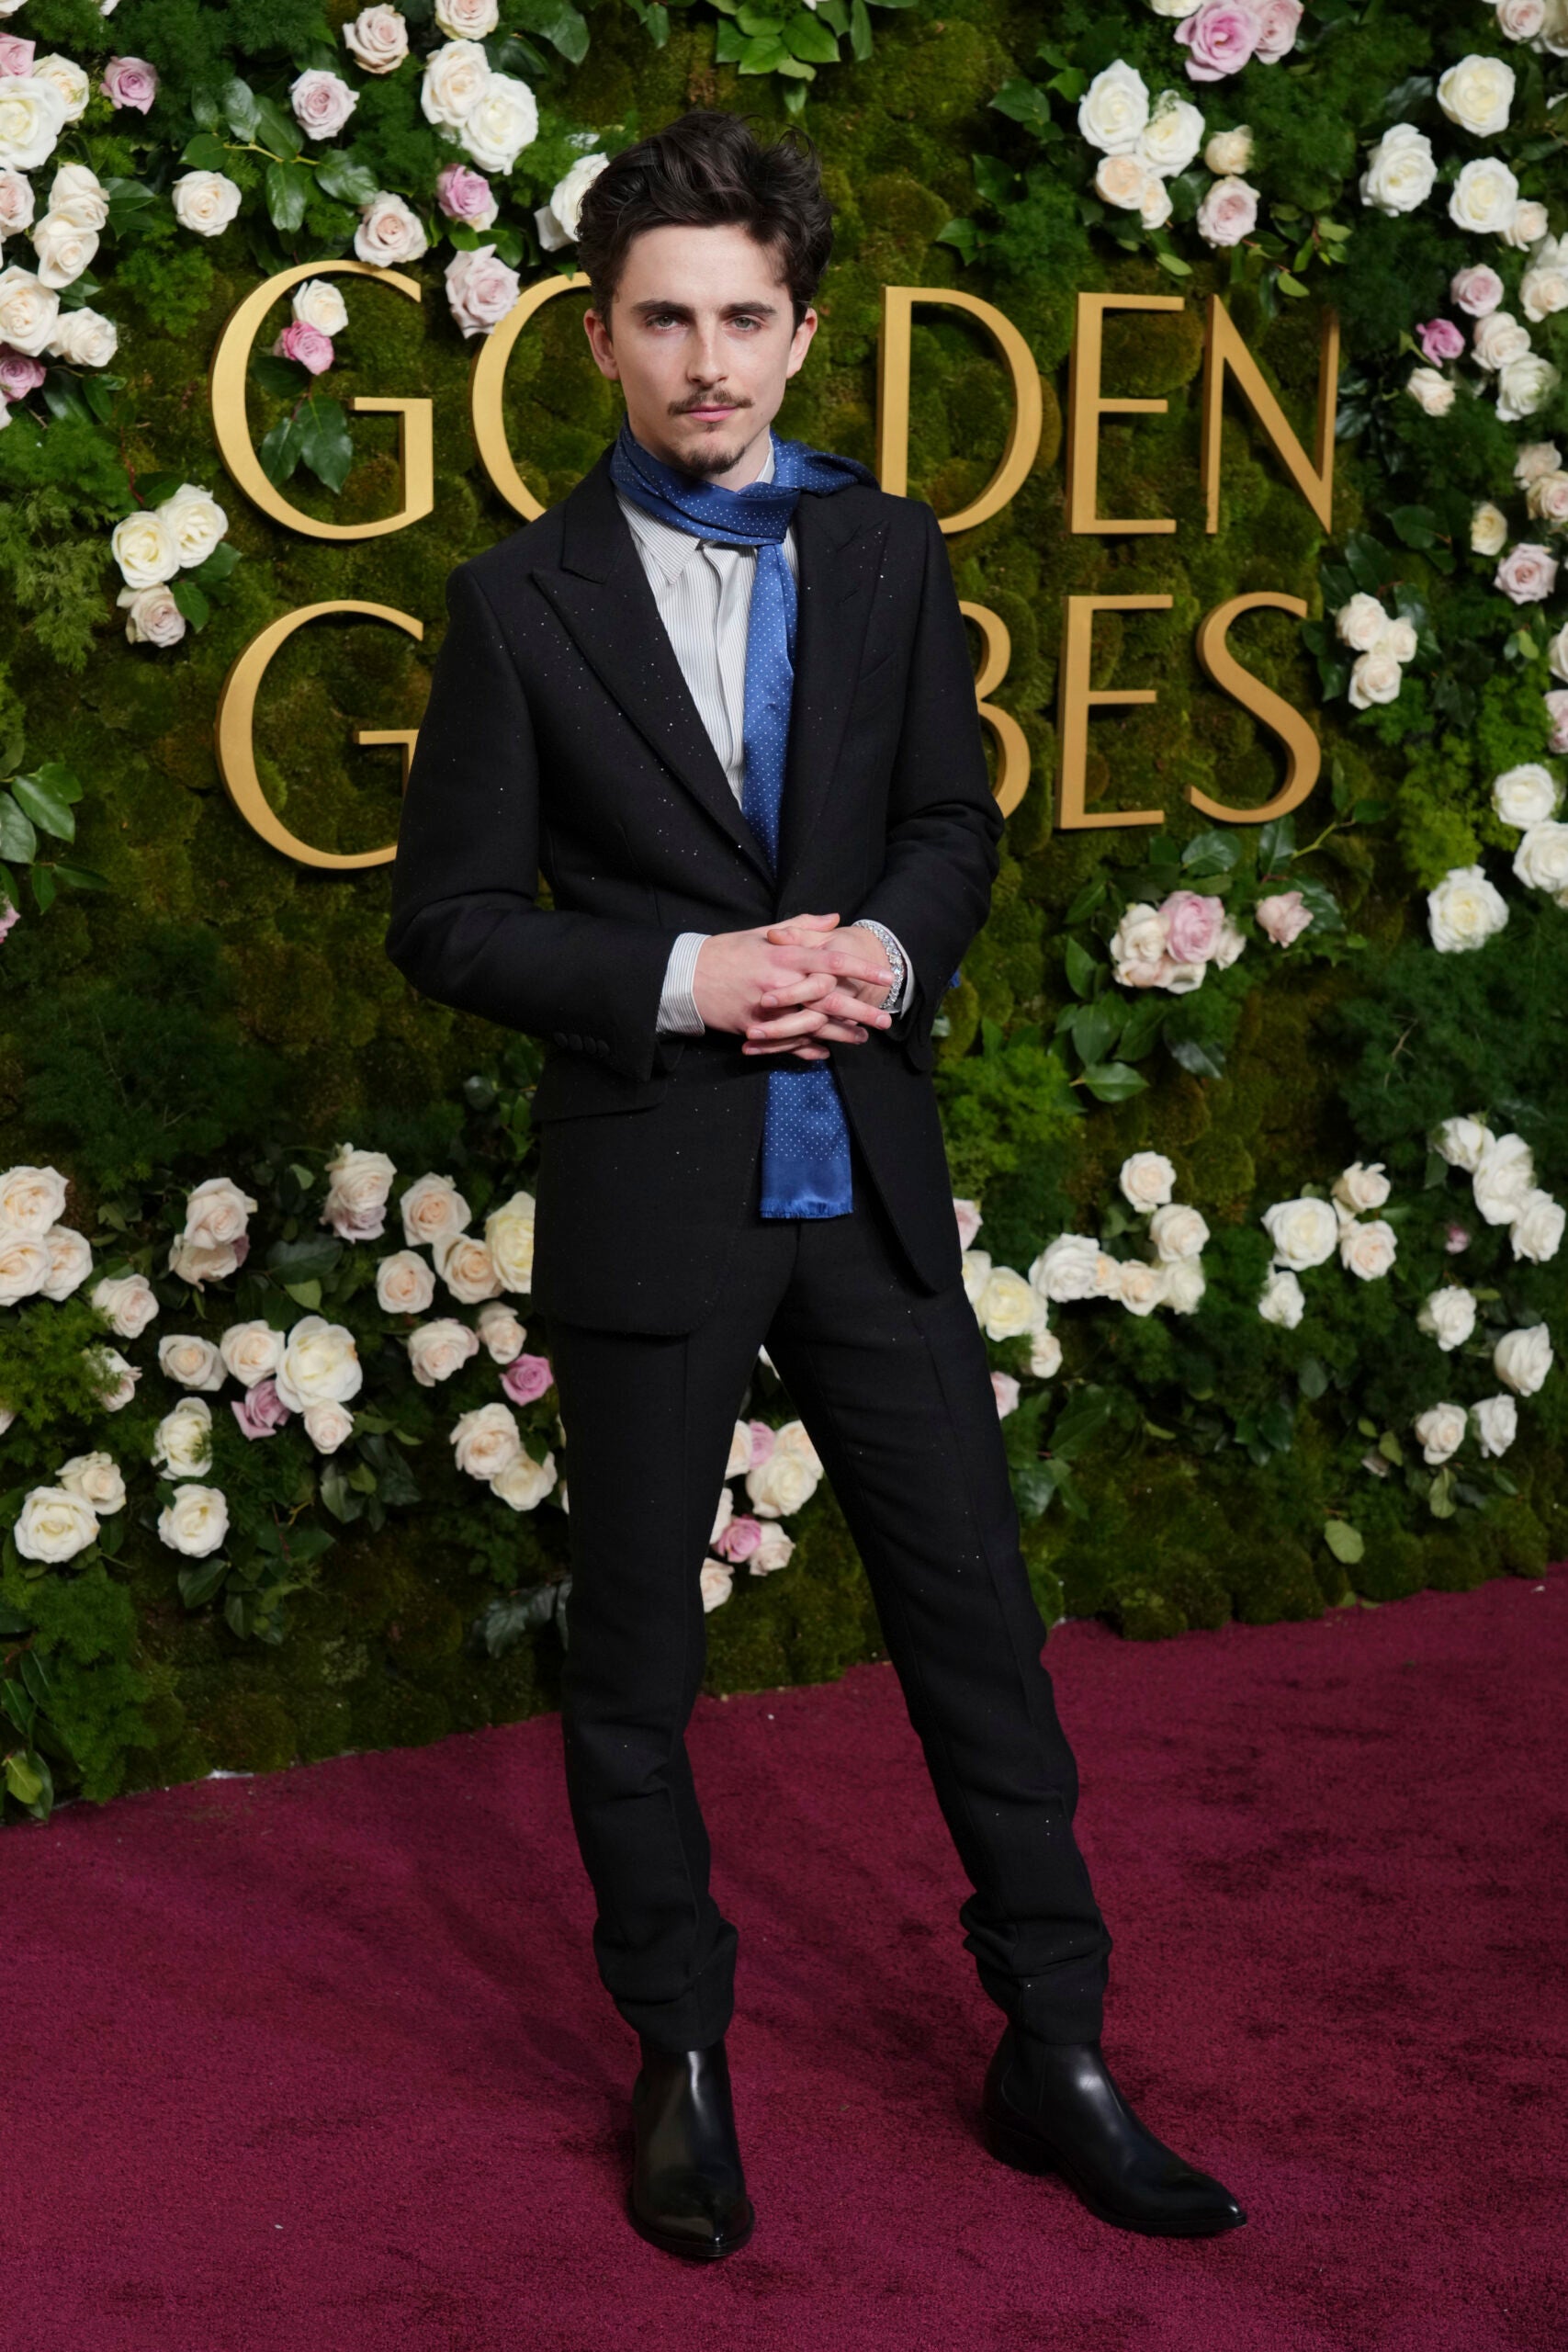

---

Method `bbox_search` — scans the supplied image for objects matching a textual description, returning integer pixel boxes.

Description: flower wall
[1,0,1565,1823]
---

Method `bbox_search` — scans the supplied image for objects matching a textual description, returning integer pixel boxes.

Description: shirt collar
[616,431,777,585]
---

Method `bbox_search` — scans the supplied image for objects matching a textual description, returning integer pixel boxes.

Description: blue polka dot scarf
[610,416,879,1219]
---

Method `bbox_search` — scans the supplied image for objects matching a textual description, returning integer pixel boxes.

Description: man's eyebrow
[627,298,781,319]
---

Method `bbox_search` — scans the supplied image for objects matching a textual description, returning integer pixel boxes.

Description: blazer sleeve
[848,498,1004,1051]
[384,560,683,1085]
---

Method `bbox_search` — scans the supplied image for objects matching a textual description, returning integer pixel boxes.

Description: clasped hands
[691,912,897,1065]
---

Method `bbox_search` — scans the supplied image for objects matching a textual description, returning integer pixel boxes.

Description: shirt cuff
[656,931,708,1035]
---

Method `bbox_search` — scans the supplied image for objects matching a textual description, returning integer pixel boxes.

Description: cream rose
[1427,865,1508,951]
[485,1189,536,1292]
[446,243,521,337]
[293,277,349,336]
[181,1173,253,1250]
[1472,310,1530,371]
[171,169,242,237]
[31,211,97,289]
[0,260,58,354]
[1094,153,1150,211]
[1495,764,1560,830]
[1197,175,1259,248]
[1359,123,1437,217]
[1471,503,1509,556]
[1504,199,1551,250]
[14,1485,98,1563]
[1339,1217,1397,1279]
[56,1451,126,1513]
[435,1228,502,1304]
[157,1482,230,1557]
[534,151,608,250]
[303,1400,355,1453]
[1109,901,1171,988]
[344,6,410,75]
[458,72,537,173]
[156,1334,226,1391]
[1521,243,1568,322]
[1499,352,1561,422]
[1332,1160,1391,1215]
[289,68,358,141]
[400,1171,470,1250]
[449,1398,522,1481]
[39,1226,92,1301]
[1438,53,1515,137]
[1336,592,1393,652]
[1527,469,1568,526]
[1258,1267,1305,1328]
[158,486,229,573]
[0,74,66,174]
[320,1142,396,1241]
[219,1318,285,1387]
[1119,1151,1175,1212]
[1138,91,1204,176]
[0,1227,49,1306]
[976,1265,1047,1341]
[1472,1394,1517,1457]
[1149,1203,1208,1261]
[46,305,116,367]
[436,0,500,33]
[111,506,180,589]
[1434,1114,1490,1171]
[1417,1285,1477,1351]
[406,1316,480,1386]
[85,1343,140,1412]
[1078,59,1149,154]
[1405,366,1456,417]
[152,1397,215,1478]
[1510,1188,1565,1261]
[0,165,34,236]
[1028,1327,1063,1378]
[1262,1196,1339,1271]
[1165,1257,1206,1315]
[421,38,492,130]
[1495,1323,1552,1396]
[1512,818,1568,894]
[476,1299,525,1363]
[31,56,90,125]
[1029,1233,1102,1303]
[1472,1130,1535,1225]
[1414,1403,1467,1464]
[492,1446,558,1510]
[1348,647,1405,707]
[1204,126,1253,175]
[118,584,185,647]
[745,1442,822,1519]
[166,1234,243,1287]
[275,1315,362,1411]
[354,190,427,267]
[1450,156,1520,233]
[48,162,107,229]
[376,1250,435,1315]
[91,1270,160,1338]
[1118,1260,1168,1317]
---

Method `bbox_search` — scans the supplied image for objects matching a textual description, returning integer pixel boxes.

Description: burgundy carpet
[4,1571,1564,2352]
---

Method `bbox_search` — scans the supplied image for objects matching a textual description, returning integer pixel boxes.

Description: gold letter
[1202,298,1339,534]
[472,268,592,520]
[1189,594,1321,823]
[213,601,423,868]
[877,286,1043,533]
[960,601,1031,821]
[1055,595,1171,830]
[209,261,433,540]
[1065,292,1184,536]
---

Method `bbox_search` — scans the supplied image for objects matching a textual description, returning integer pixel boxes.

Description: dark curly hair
[574,107,834,331]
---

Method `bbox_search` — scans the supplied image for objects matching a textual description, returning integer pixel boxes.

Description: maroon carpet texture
[5,1569,1564,2352]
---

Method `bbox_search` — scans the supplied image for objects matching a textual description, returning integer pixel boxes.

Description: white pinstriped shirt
[615,435,915,1035]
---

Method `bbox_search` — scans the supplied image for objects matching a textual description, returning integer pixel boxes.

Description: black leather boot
[981,2026,1247,2238]
[626,2032,755,2259]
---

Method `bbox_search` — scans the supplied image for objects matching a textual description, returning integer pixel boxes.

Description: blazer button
[567,1031,582,1049]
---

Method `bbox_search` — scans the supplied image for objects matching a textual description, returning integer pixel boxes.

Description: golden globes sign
[209,262,1337,871]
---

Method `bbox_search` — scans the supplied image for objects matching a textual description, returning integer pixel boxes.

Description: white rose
[1494,763,1559,826]
[90,1270,159,1338]
[1513,819,1568,899]
[1078,60,1149,155]
[976,1265,1047,1340]
[1510,1187,1565,1261]
[158,485,229,572]
[86,1343,140,1412]
[491,1446,558,1510]
[1262,1196,1340,1271]
[1527,469,1568,526]
[1427,865,1509,951]
[14,1485,98,1563]
[459,73,538,173]
[46,306,116,367]
[0,260,58,356]
[485,1189,536,1292]
[536,151,607,247]
[435,0,500,32]
[157,1482,230,1558]
[30,210,98,288]
[420,37,491,130]
[1335,592,1392,652]
[1497,0,1548,34]
[1472,309,1530,370]
[157,1334,227,1391]
[1140,175,1173,231]
[1332,1160,1391,1214]
[1163,1257,1206,1315]
[354,190,428,266]
[56,1451,126,1512]
[1495,1323,1552,1395]
[1405,366,1456,417]
[406,1316,480,1386]
[1028,1327,1063,1378]
[1204,126,1253,175]
[745,1444,822,1519]
[1471,1393,1518,1457]
[0,1227,50,1305]
[1028,1232,1102,1303]
[1119,1151,1175,1212]
[167,1234,243,1288]
[1094,153,1150,212]
[321,1141,396,1239]
[1348,647,1405,707]
[449,1398,522,1482]
[1437,53,1515,138]
[710,1484,735,1550]
[111,507,180,589]
[1339,1217,1397,1279]
[0,166,34,235]
[1521,252,1568,322]
[344,6,411,76]
[0,74,66,174]
[751,1521,795,1574]
[152,1397,214,1478]
[1109,901,1170,988]
[289,68,359,141]
[39,1225,92,1301]
[725,1421,753,1478]
[171,169,242,237]
[48,162,107,229]
[1472,1131,1536,1225]
[303,1399,355,1453]
[1258,1267,1305,1328]
[275,1315,362,1411]
[445,242,521,337]
[1359,123,1437,217]
[1435,1114,1491,1171]
[698,1559,734,1613]
[477,1299,525,1363]
[30,56,90,125]
[293,277,349,336]
[1550,620,1568,684]
[1450,156,1520,233]
[400,1170,470,1250]
[435,1228,503,1303]
[123,581,178,639]
[1196,175,1259,249]
[1504,199,1551,250]
[961,1249,991,1309]
[1118,1260,1168,1317]
[1499,352,1560,422]
[376,1250,435,1315]
[1138,91,1204,176]
[1414,1402,1467,1464]
[953,1198,984,1251]
[1417,1285,1477,1351]
[219,1318,285,1387]
[1471,501,1509,555]
[1148,1203,1208,1261]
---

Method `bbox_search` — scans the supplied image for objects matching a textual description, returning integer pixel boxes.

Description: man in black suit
[386,108,1244,2258]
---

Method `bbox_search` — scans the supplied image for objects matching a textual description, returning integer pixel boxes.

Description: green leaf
[989,76,1055,139]
[29,863,55,912]
[170,579,212,630]
[1063,936,1099,1000]
[1155,250,1194,280]
[297,397,355,493]
[1069,998,1123,1069]
[51,863,109,892]
[253,94,304,162]
[253,351,310,400]
[177,1557,230,1610]
[3,1749,45,1806]
[1180,830,1241,876]
[1080,1060,1146,1103]
[180,132,231,172]
[1324,1519,1364,1565]
[11,767,78,842]
[514,0,591,62]
[259,413,303,486]
[1256,813,1296,873]
[1298,1355,1328,1400]
[186,540,242,589]
[222,77,260,140]
[0,793,38,865]
[1050,1386,1115,1461]
[784,8,839,60]
[283,1278,322,1312]
[935,217,985,266]
[265,159,311,233]
[315,149,379,208]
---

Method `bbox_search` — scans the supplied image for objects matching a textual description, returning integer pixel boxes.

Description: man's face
[583,220,817,488]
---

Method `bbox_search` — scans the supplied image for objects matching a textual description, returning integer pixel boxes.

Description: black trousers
[547,1121,1113,2056]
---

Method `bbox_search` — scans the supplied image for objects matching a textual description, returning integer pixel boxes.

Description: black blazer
[385,438,1004,1334]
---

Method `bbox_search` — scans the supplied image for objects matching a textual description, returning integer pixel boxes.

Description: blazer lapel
[774,486,887,905]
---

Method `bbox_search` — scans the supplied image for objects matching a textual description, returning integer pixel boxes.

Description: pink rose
[436,163,498,229]
[1196,175,1259,248]
[232,1375,290,1439]
[991,1371,1021,1419]
[1545,688,1568,754]
[0,34,35,74]
[1451,264,1505,319]
[1445,1223,1472,1254]
[715,1514,763,1563]
[289,68,358,141]
[445,243,521,340]
[1417,319,1465,365]
[0,897,19,945]
[1256,889,1314,947]
[102,56,159,113]
[1161,889,1225,964]
[747,1418,775,1466]
[1249,0,1303,64]
[501,1351,554,1407]
[0,345,46,400]
[1177,2,1261,81]
[271,321,334,376]
[1495,543,1559,605]
[953,1197,983,1250]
